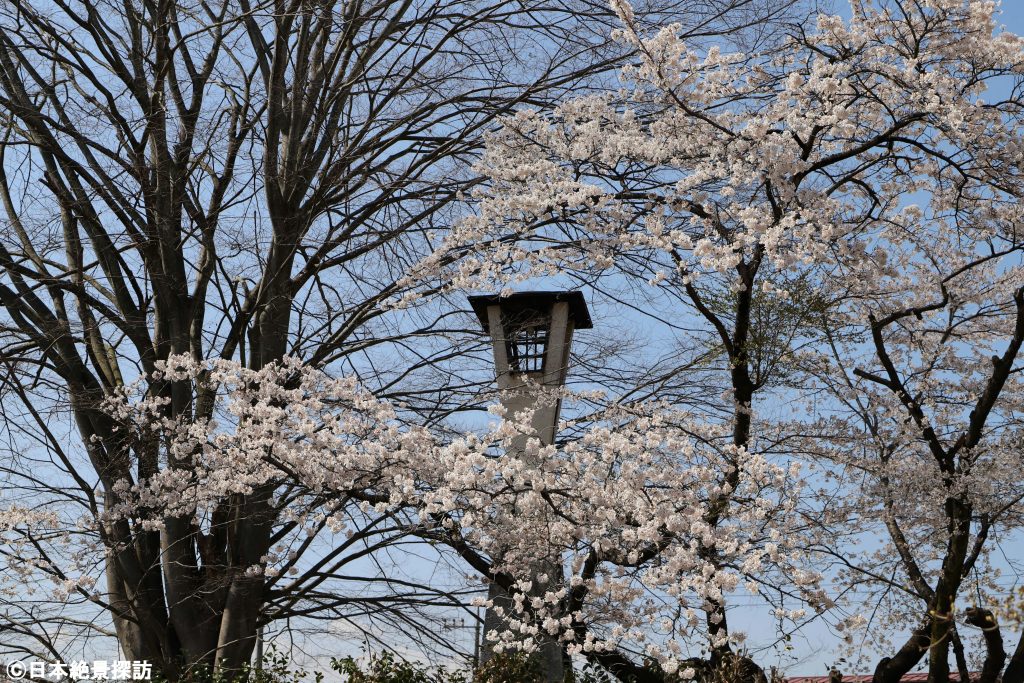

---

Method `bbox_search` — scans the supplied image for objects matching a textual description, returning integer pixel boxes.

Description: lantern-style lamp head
[468,290,591,390]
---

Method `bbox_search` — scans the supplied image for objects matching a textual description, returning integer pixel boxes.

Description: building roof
[467,291,593,330]
[787,674,982,683]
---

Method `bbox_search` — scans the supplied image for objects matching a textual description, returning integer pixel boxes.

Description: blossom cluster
[91,356,814,673]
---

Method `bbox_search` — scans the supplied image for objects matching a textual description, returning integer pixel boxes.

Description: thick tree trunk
[214,486,276,674]
[215,576,266,673]
[927,498,973,683]
[106,560,168,673]
[873,619,932,683]
[1002,629,1024,683]
[965,608,1004,683]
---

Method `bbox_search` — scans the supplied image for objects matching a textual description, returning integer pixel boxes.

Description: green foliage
[153,647,769,683]
[331,651,467,683]
[156,647,324,683]
[473,653,544,683]
[252,649,325,683]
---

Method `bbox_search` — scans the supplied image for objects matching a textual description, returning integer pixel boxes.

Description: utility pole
[255,626,263,671]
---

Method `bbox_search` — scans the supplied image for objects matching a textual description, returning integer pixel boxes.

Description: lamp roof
[468,290,593,331]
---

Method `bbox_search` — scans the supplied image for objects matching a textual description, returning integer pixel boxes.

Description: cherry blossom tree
[0,0,815,678]
[91,356,814,683]
[409,0,1024,680]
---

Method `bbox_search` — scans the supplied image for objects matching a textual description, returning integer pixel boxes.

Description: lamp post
[467,291,592,683]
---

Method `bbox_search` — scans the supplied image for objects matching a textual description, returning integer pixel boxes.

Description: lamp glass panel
[502,311,550,373]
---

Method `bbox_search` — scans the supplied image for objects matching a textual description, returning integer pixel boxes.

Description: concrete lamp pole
[467,291,592,683]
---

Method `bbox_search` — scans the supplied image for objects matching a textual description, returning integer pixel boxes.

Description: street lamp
[467,291,592,682]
